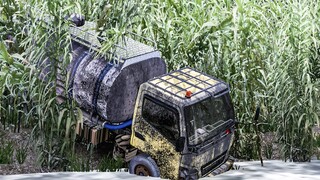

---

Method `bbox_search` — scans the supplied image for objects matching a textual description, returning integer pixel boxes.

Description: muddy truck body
[46,21,236,179]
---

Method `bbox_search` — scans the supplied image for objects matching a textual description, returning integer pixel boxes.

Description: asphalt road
[1,160,320,180]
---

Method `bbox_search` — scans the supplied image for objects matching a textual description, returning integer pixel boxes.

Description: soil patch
[0,123,115,175]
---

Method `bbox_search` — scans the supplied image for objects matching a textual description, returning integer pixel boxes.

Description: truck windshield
[185,94,234,146]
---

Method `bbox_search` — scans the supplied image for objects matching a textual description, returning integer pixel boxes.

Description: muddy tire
[129,154,160,177]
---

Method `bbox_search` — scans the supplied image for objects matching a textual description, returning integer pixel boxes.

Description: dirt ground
[0,126,277,175]
[0,125,40,175]
[0,123,114,175]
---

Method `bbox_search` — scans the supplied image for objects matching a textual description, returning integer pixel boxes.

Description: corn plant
[1,0,82,170]
[135,0,320,161]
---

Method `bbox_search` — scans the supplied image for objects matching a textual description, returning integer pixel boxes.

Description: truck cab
[130,67,236,179]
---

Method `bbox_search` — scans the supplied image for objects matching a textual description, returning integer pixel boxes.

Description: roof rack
[148,67,229,100]
[69,22,157,62]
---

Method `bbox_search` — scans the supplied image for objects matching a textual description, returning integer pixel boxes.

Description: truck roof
[147,67,229,104]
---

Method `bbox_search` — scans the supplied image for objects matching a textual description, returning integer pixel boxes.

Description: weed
[263,143,273,160]
[98,156,124,172]
[65,153,91,172]
[16,145,28,164]
[0,140,14,164]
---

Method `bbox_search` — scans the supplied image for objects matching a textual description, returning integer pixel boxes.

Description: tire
[129,154,160,177]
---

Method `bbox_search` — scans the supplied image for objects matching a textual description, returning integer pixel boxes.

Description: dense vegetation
[1,0,319,170]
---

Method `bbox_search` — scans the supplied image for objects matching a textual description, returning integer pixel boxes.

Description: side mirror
[175,137,185,152]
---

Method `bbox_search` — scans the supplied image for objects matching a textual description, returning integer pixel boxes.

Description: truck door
[142,96,180,143]
[131,94,182,179]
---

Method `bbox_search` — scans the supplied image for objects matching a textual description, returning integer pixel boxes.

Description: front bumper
[200,151,228,176]
[207,158,234,176]
[179,157,234,179]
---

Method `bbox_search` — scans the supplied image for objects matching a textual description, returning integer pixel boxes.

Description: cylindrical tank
[68,43,166,123]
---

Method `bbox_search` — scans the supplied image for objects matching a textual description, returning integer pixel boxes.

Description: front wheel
[129,153,160,177]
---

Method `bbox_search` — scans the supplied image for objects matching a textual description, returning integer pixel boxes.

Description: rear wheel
[129,153,160,177]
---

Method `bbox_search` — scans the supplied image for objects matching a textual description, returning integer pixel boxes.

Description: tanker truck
[49,20,237,179]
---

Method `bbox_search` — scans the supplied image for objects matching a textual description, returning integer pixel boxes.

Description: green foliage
[98,156,124,172]
[0,0,27,54]
[64,153,91,172]
[130,0,320,161]
[0,0,80,170]
[16,145,28,164]
[264,143,273,160]
[64,153,123,172]
[0,139,14,164]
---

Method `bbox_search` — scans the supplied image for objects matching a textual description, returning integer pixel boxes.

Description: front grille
[201,151,227,176]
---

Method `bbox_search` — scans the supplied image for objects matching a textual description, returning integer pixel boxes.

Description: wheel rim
[135,164,151,176]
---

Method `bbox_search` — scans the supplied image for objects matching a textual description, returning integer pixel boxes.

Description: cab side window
[142,97,179,143]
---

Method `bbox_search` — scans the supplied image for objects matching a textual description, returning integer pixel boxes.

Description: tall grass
[1,0,82,169]
[135,0,320,161]
[0,0,319,170]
